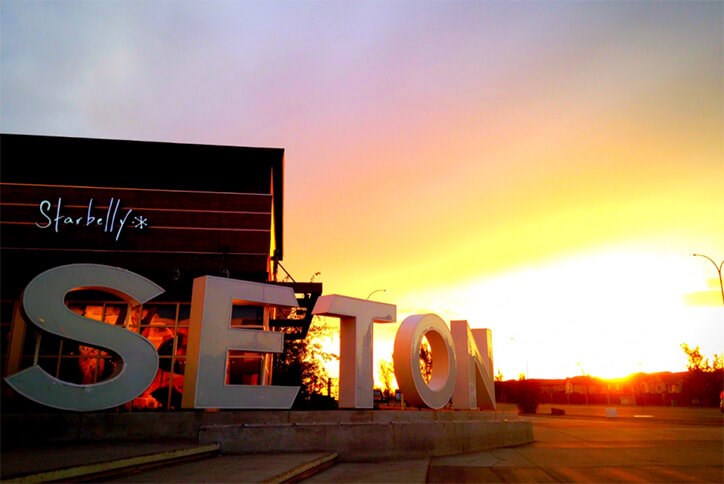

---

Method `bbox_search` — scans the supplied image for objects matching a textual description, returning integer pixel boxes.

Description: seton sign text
[5,264,495,412]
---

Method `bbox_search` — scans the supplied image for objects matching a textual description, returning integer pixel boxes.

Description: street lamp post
[692,253,724,305]
[367,289,386,300]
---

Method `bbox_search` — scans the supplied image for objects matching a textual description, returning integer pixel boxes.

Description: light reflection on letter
[181,276,300,409]
[5,264,163,411]
[393,314,457,409]
[312,295,396,408]
[451,320,496,410]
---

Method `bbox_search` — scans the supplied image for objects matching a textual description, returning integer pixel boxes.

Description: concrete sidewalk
[1,441,219,482]
[2,405,721,483]
[1,406,531,482]
[1,441,338,483]
[102,410,723,483]
[104,451,340,484]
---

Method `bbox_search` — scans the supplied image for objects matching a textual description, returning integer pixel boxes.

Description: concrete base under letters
[2,408,533,462]
[199,409,533,461]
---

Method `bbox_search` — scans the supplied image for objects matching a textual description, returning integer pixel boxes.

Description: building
[496,373,688,407]
[0,133,321,412]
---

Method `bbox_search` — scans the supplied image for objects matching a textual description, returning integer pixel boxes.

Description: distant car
[720,391,724,413]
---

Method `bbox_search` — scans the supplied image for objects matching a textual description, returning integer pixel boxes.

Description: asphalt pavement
[307,404,724,483]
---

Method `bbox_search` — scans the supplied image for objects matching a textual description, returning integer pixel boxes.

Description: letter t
[312,295,396,409]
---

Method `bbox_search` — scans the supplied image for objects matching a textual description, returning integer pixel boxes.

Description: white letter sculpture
[181,276,300,409]
[393,314,457,409]
[312,295,396,408]
[451,320,496,410]
[5,264,163,411]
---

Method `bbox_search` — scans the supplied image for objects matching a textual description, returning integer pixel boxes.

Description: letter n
[451,320,496,410]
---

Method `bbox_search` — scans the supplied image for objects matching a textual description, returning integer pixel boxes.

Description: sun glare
[311,244,722,388]
[389,244,722,381]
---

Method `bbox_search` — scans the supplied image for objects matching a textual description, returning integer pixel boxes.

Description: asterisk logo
[133,215,149,230]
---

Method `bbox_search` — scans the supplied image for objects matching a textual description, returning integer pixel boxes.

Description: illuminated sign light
[5,264,495,412]
[36,197,150,241]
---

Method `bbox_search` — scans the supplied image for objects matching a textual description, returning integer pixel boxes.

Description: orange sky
[2,1,722,381]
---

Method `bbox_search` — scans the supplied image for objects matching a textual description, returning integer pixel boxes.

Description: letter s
[35,199,52,228]
[4,264,164,411]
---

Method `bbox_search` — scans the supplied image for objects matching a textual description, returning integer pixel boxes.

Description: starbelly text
[36,197,149,241]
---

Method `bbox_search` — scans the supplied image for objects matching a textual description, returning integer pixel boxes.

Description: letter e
[181,276,300,409]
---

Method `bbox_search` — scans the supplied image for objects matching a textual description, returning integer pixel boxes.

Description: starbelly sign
[35,197,149,241]
[5,264,496,412]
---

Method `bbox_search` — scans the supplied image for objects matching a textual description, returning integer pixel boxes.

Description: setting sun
[316,244,722,387]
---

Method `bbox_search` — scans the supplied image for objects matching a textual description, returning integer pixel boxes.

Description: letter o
[392,313,457,409]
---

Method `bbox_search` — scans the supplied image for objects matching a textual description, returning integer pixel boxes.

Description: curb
[4,443,221,483]
[522,412,724,427]
[261,452,339,484]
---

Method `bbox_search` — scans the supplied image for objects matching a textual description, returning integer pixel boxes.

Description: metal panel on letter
[5,264,163,411]
[182,276,300,409]
[393,314,457,409]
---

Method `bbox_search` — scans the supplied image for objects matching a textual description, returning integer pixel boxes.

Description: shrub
[515,379,540,414]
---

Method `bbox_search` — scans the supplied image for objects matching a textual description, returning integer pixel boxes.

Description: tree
[419,337,433,383]
[272,316,339,409]
[514,375,540,414]
[495,369,504,382]
[681,343,723,371]
[680,343,723,407]
[379,360,395,399]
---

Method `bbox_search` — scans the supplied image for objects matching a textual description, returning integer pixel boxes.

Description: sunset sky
[2,1,722,382]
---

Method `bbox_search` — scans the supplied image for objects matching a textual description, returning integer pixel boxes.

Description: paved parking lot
[426,411,723,483]
[310,405,723,483]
